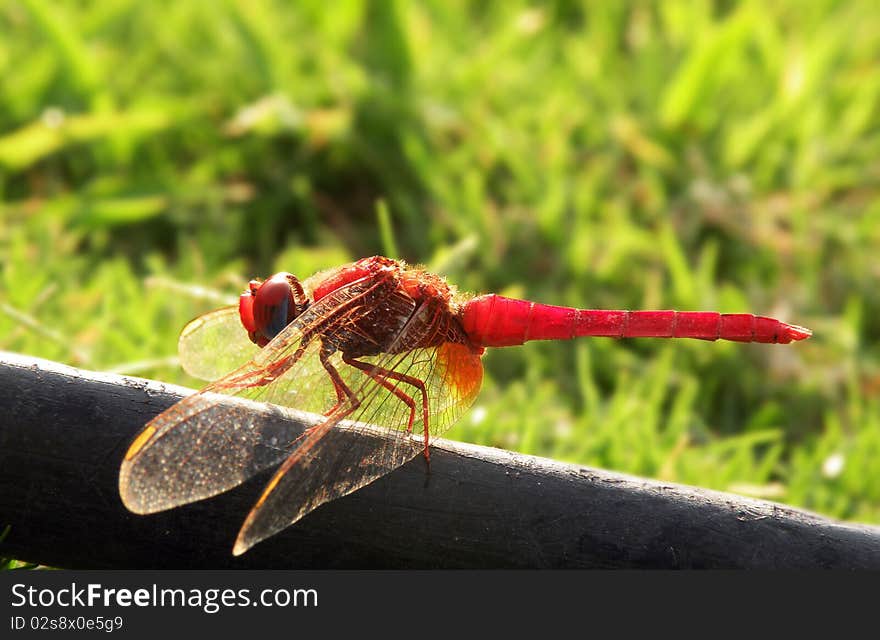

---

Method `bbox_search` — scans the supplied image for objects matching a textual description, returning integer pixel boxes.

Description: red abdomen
[460,294,811,347]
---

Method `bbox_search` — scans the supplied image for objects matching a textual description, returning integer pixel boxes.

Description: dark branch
[1,351,879,569]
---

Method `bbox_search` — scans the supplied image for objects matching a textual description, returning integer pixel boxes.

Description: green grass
[1,0,879,563]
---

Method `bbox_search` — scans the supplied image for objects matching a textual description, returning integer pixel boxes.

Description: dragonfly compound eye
[248,272,309,345]
[239,286,258,336]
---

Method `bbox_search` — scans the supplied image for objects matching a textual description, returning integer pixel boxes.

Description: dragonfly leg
[342,357,417,432]
[322,354,352,417]
[243,347,364,521]
[320,346,360,415]
[342,356,431,462]
[219,342,308,390]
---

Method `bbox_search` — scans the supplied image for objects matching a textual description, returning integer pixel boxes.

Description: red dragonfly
[119,255,811,554]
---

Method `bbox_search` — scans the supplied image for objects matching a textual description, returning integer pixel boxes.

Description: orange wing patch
[437,342,483,404]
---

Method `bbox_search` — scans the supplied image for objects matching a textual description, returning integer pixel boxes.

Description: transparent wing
[178,306,260,381]
[119,275,397,514]
[232,304,484,554]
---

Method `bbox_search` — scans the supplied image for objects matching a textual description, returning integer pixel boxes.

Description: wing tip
[233,520,263,555]
[118,476,153,515]
[118,486,151,515]
[119,463,168,515]
[232,538,251,556]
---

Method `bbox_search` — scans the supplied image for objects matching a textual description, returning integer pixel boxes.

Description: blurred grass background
[0,0,878,551]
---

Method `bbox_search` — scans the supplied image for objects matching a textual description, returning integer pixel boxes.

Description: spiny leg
[277,345,360,456]
[342,355,431,462]
[342,356,417,433]
[322,349,351,417]
[271,344,362,451]
[220,342,308,390]
[320,344,360,417]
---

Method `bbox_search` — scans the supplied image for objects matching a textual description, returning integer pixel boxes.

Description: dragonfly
[119,255,811,555]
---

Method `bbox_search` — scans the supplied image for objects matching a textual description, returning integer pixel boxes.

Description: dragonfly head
[239,272,310,347]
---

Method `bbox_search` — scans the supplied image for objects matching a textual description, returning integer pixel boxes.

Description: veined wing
[119,272,402,515]
[178,306,260,381]
[232,302,484,555]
